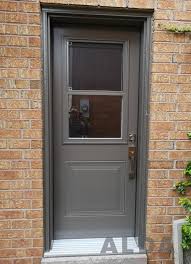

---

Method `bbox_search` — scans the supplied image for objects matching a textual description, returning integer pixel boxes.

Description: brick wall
[0,0,191,263]
[0,1,43,263]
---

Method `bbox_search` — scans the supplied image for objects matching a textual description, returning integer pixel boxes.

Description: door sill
[44,237,142,257]
[42,254,147,264]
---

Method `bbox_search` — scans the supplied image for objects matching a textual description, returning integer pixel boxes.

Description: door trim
[42,5,153,254]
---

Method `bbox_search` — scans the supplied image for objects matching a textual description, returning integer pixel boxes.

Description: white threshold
[44,237,140,257]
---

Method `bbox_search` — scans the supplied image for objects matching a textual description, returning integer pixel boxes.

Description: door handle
[128,147,136,179]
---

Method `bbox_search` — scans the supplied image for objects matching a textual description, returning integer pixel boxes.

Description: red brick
[3,47,21,57]
[169,151,191,160]
[21,110,42,119]
[28,14,40,25]
[150,103,176,112]
[128,0,154,8]
[169,132,188,140]
[25,228,43,239]
[149,161,174,169]
[154,10,173,20]
[18,69,40,79]
[0,161,11,170]
[153,32,173,42]
[11,219,32,229]
[147,215,172,224]
[7,100,29,109]
[148,170,168,179]
[18,2,40,13]
[32,199,43,209]
[153,43,179,53]
[0,171,22,180]
[6,58,28,68]
[158,0,179,9]
[0,210,24,219]
[21,90,41,99]
[16,80,29,89]
[11,160,30,169]
[10,180,31,190]
[152,63,178,73]
[31,140,42,149]
[5,24,18,34]
[6,120,30,129]
[33,238,43,247]
[26,210,42,219]
[148,197,173,206]
[0,150,22,159]
[174,11,191,21]
[21,48,40,58]
[178,84,191,92]
[12,238,32,248]
[149,141,173,150]
[148,180,173,188]
[30,58,41,69]
[149,151,168,160]
[31,160,42,169]
[13,259,33,264]
[148,189,168,197]
[153,53,173,63]
[150,122,175,131]
[178,103,191,112]
[177,122,191,131]
[24,150,42,159]
[29,37,40,47]
[5,13,28,24]
[169,113,191,121]
[26,248,42,257]
[185,1,191,10]
[23,130,42,139]
[181,65,191,74]
[30,80,41,89]
[8,139,30,149]
[181,44,191,54]
[7,36,27,47]
[0,2,17,11]
[32,180,43,189]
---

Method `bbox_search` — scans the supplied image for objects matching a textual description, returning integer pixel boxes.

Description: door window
[63,40,129,143]
[69,42,122,91]
[68,95,122,138]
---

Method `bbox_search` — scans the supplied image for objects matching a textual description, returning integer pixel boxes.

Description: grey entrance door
[53,25,140,239]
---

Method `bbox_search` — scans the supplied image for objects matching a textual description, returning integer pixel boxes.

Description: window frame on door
[42,6,153,254]
[63,38,129,144]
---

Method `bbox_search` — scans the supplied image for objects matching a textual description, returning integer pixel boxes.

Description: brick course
[0,0,191,263]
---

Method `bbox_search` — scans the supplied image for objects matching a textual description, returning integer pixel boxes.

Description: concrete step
[41,254,147,264]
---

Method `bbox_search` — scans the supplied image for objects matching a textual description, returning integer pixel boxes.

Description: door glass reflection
[69,42,123,91]
[69,95,122,138]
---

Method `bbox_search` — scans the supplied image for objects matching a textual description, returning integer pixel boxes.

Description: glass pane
[69,42,122,91]
[68,95,122,138]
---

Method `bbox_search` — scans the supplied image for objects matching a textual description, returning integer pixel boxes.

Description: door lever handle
[128,147,136,179]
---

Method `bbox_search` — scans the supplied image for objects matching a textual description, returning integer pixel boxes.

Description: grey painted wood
[53,25,140,239]
[135,17,152,249]
[42,10,53,251]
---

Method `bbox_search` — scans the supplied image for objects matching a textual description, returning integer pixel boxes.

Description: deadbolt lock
[129,133,136,144]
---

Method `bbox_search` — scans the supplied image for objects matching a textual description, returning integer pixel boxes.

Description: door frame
[42,5,153,254]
